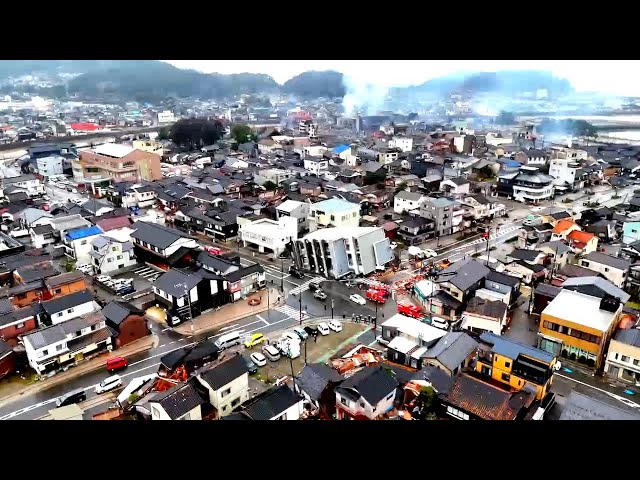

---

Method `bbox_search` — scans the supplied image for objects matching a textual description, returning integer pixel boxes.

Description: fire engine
[365,289,387,304]
[204,245,222,256]
[397,303,423,318]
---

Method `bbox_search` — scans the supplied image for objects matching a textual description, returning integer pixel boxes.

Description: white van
[95,375,122,394]
[214,331,242,350]
[262,344,281,362]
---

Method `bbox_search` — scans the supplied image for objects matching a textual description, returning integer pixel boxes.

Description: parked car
[56,389,86,407]
[241,354,258,374]
[95,375,123,394]
[317,322,330,336]
[106,356,127,372]
[97,275,111,283]
[422,248,438,258]
[304,325,319,337]
[349,294,366,305]
[250,352,267,367]
[293,327,308,341]
[430,316,448,330]
[328,320,342,332]
[313,290,328,300]
[262,345,281,362]
[244,333,265,348]
[288,266,305,279]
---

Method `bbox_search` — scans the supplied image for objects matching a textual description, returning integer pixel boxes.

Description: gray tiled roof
[439,258,490,292]
[296,363,344,401]
[479,332,554,364]
[613,328,640,348]
[199,354,249,390]
[131,221,194,250]
[337,366,398,406]
[152,379,205,420]
[243,384,302,420]
[423,332,478,371]
[584,251,631,271]
[154,270,202,298]
[41,289,94,315]
[562,276,630,303]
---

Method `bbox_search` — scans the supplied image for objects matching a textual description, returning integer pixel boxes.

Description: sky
[164,60,640,97]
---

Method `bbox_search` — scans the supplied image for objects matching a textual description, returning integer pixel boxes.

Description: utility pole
[280,258,284,292]
[288,344,297,392]
[299,293,303,325]
[184,283,194,334]
[331,298,334,320]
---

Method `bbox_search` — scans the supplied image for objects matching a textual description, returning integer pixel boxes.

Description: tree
[395,182,408,194]
[231,124,257,144]
[262,181,278,191]
[158,126,170,140]
[170,118,224,150]
[496,111,516,125]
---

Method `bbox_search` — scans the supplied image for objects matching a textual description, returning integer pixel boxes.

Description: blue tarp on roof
[505,160,521,168]
[66,225,102,241]
[333,144,350,155]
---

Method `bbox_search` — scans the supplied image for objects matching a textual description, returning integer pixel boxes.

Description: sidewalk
[0,334,159,409]
[173,287,284,336]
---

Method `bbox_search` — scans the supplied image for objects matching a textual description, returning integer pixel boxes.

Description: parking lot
[131,265,162,282]
[244,322,370,383]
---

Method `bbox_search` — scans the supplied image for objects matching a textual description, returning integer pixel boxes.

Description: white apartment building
[89,235,137,274]
[36,155,65,177]
[304,156,329,176]
[276,200,310,233]
[388,136,413,153]
[309,198,361,232]
[122,184,158,208]
[240,216,298,258]
[394,191,425,214]
[157,111,176,123]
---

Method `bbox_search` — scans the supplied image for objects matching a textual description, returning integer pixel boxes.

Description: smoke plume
[341,75,389,117]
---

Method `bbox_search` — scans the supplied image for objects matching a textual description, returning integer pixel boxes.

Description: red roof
[567,230,596,244]
[70,122,101,132]
[95,216,132,232]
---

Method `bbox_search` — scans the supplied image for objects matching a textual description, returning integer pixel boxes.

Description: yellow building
[132,139,164,156]
[538,289,621,370]
[476,332,557,401]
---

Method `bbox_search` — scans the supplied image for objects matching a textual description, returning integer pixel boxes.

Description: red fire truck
[397,303,423,318]
[365,289,387,304]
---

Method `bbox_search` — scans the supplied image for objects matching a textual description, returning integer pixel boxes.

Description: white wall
[198,373,249,417]
[461,313,504,335]
[394,196,424,214]
[50,301,98,325]
[150,403,202,420]
[272,399,304,420]
[579,260,626,287]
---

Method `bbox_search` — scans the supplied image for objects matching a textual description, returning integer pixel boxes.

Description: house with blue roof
[309,198,361,232]
[332,144,357,165]
[63,225,103,265]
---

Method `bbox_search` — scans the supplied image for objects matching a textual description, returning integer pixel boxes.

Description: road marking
[219,324,240,331]
[161,327,170,332]
[556,373,640,408]
[256,315,268,325]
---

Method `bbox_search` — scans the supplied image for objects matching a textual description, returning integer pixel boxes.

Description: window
[56,344,63,351]
[221,388,231,398]
[634,359,640,366]
[446,405,469,420]
[231,398,241,408]
[67,308,74,314]
[340,397,349,407]
[41,349,48,356]
[16,322,25,329]
[107,258,113,263]
[504,361,511,369]
[56,312,64,318]
[604,267,609,272]
[151,406,160,418]
[621,355,630,363]
[501,373,511,382]
[116,255,123,260]
[386,392,394,400]
[112,246,118,252]
[53,289,62,295]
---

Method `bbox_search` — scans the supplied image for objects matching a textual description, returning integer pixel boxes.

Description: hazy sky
[164,60,640,96]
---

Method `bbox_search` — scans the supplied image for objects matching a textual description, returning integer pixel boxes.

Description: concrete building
[240,216,298,258]
[78,143,162,183]
[579,251,630,288]
[309,198,361,232]
[394,191,425,214]
[36,155,65,178]
[63,225,103,265]
[293,227,393,279]
[420,197,455,237]
[303,156,329,176]
[276,200,310,233]
[89,235,137,274]
[132,139,164,156]
[605,329,640,385]
[388,136,413,152]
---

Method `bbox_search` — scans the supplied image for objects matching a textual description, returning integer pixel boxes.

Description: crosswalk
[289,277,324,296]
[134,266,163,281]
[454,225,521,249]
[276,304,310,321]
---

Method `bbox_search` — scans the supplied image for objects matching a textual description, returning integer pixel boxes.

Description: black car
[309,282,323,292]
[304,325,319,337]
[240,354,258,374]
[56,389,87,407]
[289,267,305,279]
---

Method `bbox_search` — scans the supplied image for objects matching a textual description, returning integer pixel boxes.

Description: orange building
[79,143,162,183]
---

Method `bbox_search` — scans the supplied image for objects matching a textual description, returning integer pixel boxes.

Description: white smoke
[341,75,389,117]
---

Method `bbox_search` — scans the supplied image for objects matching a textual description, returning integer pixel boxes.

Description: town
[0,61,640,421]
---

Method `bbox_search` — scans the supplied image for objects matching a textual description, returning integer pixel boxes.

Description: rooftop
[198,354,249,390]
[93,143,135,158]
[381,314,447,344]
[479,332,555,364]
[584,251,631,271]
[311,197,359,213]
[542,289,619,333]
[301,226,381,242]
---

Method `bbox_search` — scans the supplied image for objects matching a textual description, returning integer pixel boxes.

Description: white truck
[275,337,300,359]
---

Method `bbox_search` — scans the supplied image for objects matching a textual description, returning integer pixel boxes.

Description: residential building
[30,224,55,249]
[276,200,310,233]
[0,305,38,347]
[295,363,344,419]
[43,271,88,300]
[36,155,65,177]
[567,229,599,254]
[421,332,478,376]
[515,149,549,167]
[550,219,580,241]
[538,241,572,270]
[47,214,92,239]
[303,156,329,176]
[79,143,162,183]
[605,329,640,385]
[149,380,205,420]
[393,190,425,214]
[497,166,554,204]
[335,366,398,420]
[381,314,447,369]
[81,199,114,217]
[101,301,149,348]
[226,384,304,420]
[130,221,198,264]
[40,289,99,326]
[293,227,393,279]
[157,111,175,124]
[122,184,157,208]
[152,270,207,325]
[539,289,623,370]
[197,252,265,302]
[132,139,164,155]
[579,251,630,288]
[459,194,505,221]
[440,177,470,195]
[460,297,508,335]
[476,332,557,401]
[63,225,103,265]
[438,371,537,420]
[420,197,455,237]
[240,216,298,258]
[89,236,136,274]
[436,258,490,305]
[548,158,588,191]
[622,220,640,244]
[388,136,413,152]
[559,391,640,420]
[0,174,45,198]
[0,340,15,380]
[197,354,250,418]
[21,313,112,374]
[397,216,435,245]
[308,198,360,232]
